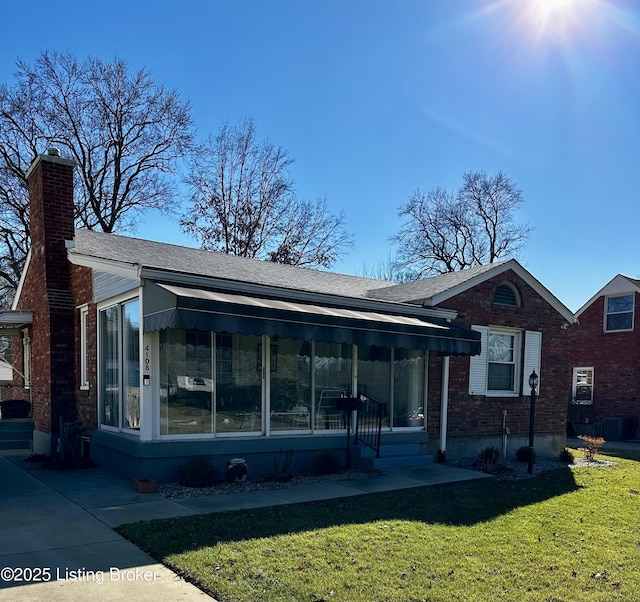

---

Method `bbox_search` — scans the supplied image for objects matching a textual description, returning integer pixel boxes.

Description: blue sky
[1,0,638,311]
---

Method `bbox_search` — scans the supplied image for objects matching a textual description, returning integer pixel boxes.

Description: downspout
[438,355,450,462]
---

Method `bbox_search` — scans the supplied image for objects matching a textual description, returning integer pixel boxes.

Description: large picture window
[357,345,391,428]
[99,299,140,430]
[269,338,312,432]
[160,329,213,435]
[314,342,352,430]
[393,348,425,427]
[215,333,262,433]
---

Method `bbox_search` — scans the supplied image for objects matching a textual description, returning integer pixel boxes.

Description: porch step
[359,443,433,471]
[0,419,34,451]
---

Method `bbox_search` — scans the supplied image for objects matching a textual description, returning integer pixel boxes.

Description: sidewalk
[0,450,490,601]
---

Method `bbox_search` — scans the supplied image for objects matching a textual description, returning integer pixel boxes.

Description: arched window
[493,282,520,307]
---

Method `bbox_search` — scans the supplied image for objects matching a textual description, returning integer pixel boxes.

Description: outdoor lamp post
[528,370,539,475]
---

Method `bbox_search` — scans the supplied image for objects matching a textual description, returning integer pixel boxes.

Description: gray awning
[0,310,33,337]
[144,283,481,356]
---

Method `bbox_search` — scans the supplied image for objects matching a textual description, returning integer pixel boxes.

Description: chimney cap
[47,147,61,157]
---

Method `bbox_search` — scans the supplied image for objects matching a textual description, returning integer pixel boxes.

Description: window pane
[575,385,593,401]
[488,333,514,363]
[576,369,593,386]
[606,312,633,331]
[357,345,390,428]
[100,306,119,427]
[122,300,140,430]
[393,348,424,427]
[270,338,312,431]
[216,333,262,433]
[607,295,633,313]
[488,363,514,391]
[314,342,352,430]
[160,329,213,435]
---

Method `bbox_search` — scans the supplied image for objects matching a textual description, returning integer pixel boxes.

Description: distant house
[567,275,640,440]
[3,151,574,480]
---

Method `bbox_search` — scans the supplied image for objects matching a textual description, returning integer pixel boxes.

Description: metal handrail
[354,395,385,458]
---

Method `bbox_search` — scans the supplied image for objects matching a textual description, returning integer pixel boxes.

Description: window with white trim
[487,330,518,391]
[99,298,140,430]
[469,327,541,397]
[22,329,31,389]
[605,294,634,332]
[79,306,89,389]
[572,367,594,404]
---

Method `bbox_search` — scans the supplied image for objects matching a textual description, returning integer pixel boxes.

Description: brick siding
[13,155,78,437]
[567,294,640,428]
[428,270,571,444]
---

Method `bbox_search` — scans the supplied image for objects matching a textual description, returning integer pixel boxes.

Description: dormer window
[493,283,520,307]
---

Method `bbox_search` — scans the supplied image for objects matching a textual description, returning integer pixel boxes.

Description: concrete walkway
[0,450,490,601]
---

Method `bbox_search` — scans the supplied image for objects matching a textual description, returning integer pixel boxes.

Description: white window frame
[22,328,31,389]
[572,367,594,405]
[469,326,541,397]
[604,294,634,332]
[79,305,90,390]
[97,293,141,433]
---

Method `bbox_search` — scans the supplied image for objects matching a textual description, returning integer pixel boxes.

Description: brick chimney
[21,148,77,453]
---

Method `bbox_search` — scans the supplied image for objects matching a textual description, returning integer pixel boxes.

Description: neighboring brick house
[567,275,640,440]
[3,150,575,480]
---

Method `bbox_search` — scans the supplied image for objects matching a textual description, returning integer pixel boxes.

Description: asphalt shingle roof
[366,261,511,304]
[71,229,395,300]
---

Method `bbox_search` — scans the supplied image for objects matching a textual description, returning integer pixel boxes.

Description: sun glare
[522,0,596,43]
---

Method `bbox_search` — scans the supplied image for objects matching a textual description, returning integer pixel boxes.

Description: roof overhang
[143,282,481,356]
[0,310,33,337]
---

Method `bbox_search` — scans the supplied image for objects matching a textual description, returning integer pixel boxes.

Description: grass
[119,449,640,602]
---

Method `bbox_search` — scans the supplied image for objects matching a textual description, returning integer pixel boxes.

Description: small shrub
[577,435,605,460]
[559,448,575,464]
[178,456,216,488]
[516,446,535,463]
[480,446,500,474]
[311,451,341,475]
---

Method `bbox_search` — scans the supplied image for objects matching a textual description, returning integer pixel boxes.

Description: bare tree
[394,170,531,277]
[458,170,531,263]
[357,253,412,283]
[182,118,353,268]
[0,51,193,299]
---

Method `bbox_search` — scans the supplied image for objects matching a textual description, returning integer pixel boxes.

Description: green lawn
[119,449,640,602]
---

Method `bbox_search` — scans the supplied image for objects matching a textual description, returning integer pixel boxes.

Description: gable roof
[66,230,573,324]
[367,259,575,323]
[575,274,640,318]
[68,229,395,301]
